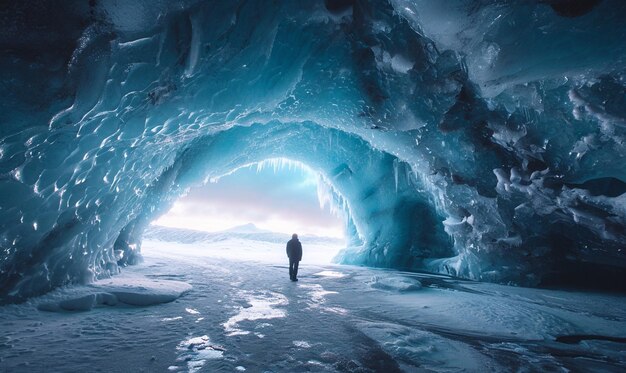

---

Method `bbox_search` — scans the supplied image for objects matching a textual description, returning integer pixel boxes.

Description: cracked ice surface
[1,0,626,301]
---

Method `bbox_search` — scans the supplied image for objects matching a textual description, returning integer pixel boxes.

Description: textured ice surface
[368,275,422,292]
[1,243,625,372]
[37,274,192,312]
[1,0,626,301]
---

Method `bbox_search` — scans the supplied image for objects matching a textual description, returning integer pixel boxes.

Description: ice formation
[1,0,625,302]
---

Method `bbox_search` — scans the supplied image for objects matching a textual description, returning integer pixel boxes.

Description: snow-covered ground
[1,239,626,372]
[142,224,345,265]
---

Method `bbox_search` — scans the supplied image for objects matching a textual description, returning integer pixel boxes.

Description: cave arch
[115,121,453,278]
[153,156,350,240]
[2,0,626,304]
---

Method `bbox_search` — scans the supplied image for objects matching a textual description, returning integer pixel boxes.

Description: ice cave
[1,0,626,372]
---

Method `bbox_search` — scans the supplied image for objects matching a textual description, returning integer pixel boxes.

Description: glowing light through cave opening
[153,158,347,239]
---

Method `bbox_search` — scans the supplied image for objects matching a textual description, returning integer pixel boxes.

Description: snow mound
[222,223,271,234]
[369,275,422,292]
[38,276,192,312]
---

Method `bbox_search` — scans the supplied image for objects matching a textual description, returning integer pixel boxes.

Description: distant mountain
[144,224,345,246]
[221,223,271,234]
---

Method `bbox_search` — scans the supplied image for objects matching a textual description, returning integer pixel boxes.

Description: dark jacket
[286,238,302,261]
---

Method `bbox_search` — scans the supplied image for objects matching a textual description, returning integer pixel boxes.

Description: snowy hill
[144,224,344,246]
[221,223,272,234]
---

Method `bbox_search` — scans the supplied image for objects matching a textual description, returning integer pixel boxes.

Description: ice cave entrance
[144,158,347,264]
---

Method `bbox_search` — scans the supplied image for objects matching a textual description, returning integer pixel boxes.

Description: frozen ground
[1,240,626,372]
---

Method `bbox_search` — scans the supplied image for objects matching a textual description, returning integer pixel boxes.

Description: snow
[223,291,288,336]
[1,241,626,372]
[142,225,343,265]
[174,335,224,373]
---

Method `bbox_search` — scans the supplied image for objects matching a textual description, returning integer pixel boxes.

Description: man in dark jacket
[286,233,303,281]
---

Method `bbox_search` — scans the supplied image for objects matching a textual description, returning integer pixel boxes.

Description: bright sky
[153,161,345,238]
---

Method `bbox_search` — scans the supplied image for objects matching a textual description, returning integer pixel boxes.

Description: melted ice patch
[313,270,346,278]
[299,284,347,314]
[300,284,338,305]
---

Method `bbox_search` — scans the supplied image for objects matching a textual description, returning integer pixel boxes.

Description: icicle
[393,158,399,193]
[316,173,349,219]
[255,158,309,175]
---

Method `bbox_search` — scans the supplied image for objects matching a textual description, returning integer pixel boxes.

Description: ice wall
[1,0,625,302]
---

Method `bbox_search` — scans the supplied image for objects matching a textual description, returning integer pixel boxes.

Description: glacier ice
[1,0,626,302]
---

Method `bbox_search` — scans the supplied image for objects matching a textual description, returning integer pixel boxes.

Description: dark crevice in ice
[556,334,626,344]
[548,0,602,18]
[566,177,626,198]
[539,260,626,292]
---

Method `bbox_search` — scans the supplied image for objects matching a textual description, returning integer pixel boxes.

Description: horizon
[153,161,346,239]
[150,221,344,239]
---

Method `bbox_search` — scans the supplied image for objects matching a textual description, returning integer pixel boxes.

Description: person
[286,233,302,281]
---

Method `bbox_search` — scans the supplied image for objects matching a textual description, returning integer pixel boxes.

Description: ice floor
[1,242,626,372]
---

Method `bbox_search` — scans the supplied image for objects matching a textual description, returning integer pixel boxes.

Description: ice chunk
[37,276,191,312]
